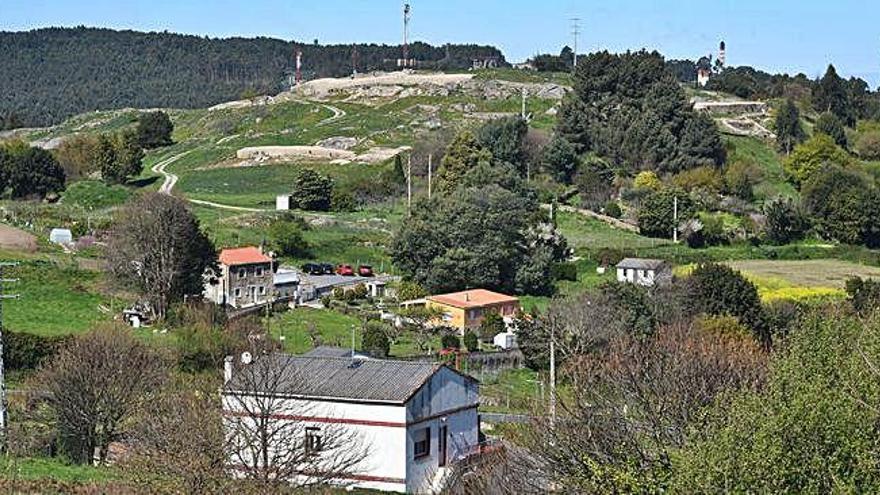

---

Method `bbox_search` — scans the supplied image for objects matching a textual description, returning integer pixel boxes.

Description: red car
[336,264,355,276]
[357,265,374,277]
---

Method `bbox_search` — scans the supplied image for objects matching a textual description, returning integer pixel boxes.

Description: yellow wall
[426,301,518,332]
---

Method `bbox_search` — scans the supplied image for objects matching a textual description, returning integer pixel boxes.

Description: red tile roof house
[205,246,275,308]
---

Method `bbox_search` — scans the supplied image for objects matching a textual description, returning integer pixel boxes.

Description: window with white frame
[258,286,266,296]
[234,288,241,298]
[255,267,263,277]
[413,427,430,459]
[238,268,246,279]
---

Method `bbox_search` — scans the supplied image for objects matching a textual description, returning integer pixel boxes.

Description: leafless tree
[517,323,768,492]
[37,325,170,464]
[124,374,227,494]
[107,192,216,320]
[222,353,370,489]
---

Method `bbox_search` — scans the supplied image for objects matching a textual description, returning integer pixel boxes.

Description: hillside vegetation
[0,27,504,128]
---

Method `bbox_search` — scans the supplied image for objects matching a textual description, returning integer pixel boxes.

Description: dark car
[301,263,323,275]
[336,264,355,276]
[320,263,335,275]
[357,265,374,277]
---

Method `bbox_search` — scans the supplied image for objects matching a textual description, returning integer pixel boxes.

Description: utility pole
[0,262,20,453]
[407,154,412,215]
[427,154,433,199]
[521,87,527,120]
[402,3,412,68]
[549,322,557,427]
[673,195,679,243]
[571,17,581,69]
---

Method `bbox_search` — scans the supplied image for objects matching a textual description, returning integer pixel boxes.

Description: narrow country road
[151,149,194,194]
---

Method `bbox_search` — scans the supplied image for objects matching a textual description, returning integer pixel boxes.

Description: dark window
[413,427,430,459]
[305,427,322,455]
[238,269,246,278]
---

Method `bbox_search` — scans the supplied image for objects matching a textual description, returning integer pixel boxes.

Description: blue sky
[2,0,878,86]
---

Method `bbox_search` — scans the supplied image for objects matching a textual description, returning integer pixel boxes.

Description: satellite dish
[240,352,253,365]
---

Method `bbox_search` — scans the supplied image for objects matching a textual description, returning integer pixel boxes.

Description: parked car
[336,264,355,276]
[301,263,323,275]
[320,263,335,275]
[357,265,374,277]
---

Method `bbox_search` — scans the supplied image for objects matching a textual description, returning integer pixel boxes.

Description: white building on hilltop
[222,352,481,493]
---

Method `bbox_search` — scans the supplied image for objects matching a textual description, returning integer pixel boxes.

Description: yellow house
[425,289,520,333]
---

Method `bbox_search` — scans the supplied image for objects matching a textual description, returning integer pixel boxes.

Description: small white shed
[49,228,73,245]
[493,330,517,350]
[276,194,292,211]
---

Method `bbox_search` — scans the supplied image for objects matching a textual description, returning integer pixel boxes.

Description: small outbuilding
[615,258,672,287]
[49,228,73,245]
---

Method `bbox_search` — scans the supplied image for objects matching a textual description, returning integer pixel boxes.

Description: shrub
[672,165,723,193]
[638,188,695,238]
[396,280,427,302]
[352,283,369,300]
[362,321,390,358]
[856,131,880,160]
[633,170,662,191]
[330,189,357,212]
[551,261,578,282]
[814,111,848,149]
[463,330,479,352]
[784,134,851,186]
[479,311,505,342]
[441,333,461,350]
[136,111,174,149]
[267,214,311,258]
[603,201,622,218]
[3,331,71,371]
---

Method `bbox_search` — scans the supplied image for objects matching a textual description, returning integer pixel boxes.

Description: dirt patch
[0,223,38,252]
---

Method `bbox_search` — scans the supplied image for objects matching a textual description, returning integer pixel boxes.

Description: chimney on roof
[223,355,233,384]
[465,292,470,302]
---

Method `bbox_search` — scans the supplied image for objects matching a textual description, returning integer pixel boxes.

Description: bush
[441,333,461,350]
[396,280,427,302]
[603,201,622,218]
[268,214,311,258]
[784,134,851,186]
[463,330,479,352]
[672,165,723,193]
[479,311,505,342]
[856,131,880,160]
[633,171,662,191]
[362,321,390,358]
[551,261,578,282]
[3,331,71,371]
[686,263,768,345]
[330,189,357,212]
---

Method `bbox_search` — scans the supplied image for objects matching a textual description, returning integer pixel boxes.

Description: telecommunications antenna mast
[402,3,412,67]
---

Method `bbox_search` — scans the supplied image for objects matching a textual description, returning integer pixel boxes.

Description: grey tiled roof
[224,354,445,404]
[302,346,368,359]
[616,258,667,270]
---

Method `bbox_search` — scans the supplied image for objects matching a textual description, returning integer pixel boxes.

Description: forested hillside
[0,27,505,128]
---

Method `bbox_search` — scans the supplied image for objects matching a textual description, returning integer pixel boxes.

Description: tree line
[0,26,506,128]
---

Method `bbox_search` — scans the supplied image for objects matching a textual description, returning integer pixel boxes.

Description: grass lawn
[0,456,117,482]
[177,161,390,208]
[556,210,670,251]
[271,307,362,354]
[4,260,113,336]
[480,368,544,414]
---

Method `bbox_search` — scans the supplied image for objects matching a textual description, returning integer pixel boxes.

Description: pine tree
[775,99,806,154]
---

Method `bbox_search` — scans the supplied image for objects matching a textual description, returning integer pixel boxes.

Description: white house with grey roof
[616,258,672,287]
[221,353,480,493]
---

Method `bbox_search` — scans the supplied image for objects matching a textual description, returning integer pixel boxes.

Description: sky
[2,0,878,86]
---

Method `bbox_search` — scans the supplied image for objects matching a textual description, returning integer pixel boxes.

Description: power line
[0,261,20,453]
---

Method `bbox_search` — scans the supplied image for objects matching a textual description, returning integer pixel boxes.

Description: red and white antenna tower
[719,40,726,67]
[401,3,412,68]
[295,49,303,85]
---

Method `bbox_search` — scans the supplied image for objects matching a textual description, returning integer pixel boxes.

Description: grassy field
[4,260,114,336]
[0,456,117,482]
[725,135,797,202]
[555,210,670,251]
[271,307,362,354]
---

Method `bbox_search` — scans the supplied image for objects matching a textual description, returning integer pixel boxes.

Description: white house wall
[404,367,480,493]
[222,393,409,492]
